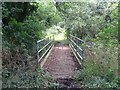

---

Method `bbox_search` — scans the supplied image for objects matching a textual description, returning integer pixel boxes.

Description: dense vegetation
[2,1,119,88]
[2,1,62,88]
[57,2,119,88]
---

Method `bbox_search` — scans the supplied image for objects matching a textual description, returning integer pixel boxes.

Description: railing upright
[36,41,39,62]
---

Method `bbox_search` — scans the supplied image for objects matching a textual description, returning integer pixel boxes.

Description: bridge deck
[43,42,80,79]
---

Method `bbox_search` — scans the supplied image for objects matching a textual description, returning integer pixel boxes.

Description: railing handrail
[36,35,54,62]
[70,42,83,60]
[68,34,84,67]
[69,34,85,43]
[37,35,53,43]
[38,40,52,53]
[69,38,83,51]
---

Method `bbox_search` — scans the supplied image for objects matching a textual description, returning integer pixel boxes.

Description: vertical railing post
[53,35,54,45]
[68,34,69,43]
[50,36,51,41]
[44,40,46,53]
[52,35,54,40]
[81,47,84,69]
[36,41,39,62]
[76,40,79,55]
[48,36,50,42]
[68,35,70,45]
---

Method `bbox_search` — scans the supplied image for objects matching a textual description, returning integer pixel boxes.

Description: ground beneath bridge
[43,42,80,79]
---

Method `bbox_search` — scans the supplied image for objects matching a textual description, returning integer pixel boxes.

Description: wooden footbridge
[36,34,89,88]
[37,34,85,68]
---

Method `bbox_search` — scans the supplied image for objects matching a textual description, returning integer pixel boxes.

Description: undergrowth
[73,40,119,88]
[2,44,58,88]
[2,64,58,88]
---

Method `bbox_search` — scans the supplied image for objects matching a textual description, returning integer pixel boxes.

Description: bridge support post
[36,41,39,62]
[44,40,46,53]
[81,47,84,69]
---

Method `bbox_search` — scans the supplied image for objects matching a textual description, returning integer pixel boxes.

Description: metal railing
[36,35,54,62]
[68,34,85,67]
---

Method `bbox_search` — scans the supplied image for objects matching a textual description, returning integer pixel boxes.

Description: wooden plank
[40,44,55,68]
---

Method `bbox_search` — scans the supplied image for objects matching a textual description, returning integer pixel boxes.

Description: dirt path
[43,42,79,79]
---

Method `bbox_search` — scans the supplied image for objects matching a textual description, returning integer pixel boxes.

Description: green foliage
[2,1,62,88]
[2,66,57,88]
[35,66,58,88]
[71,6,118,86]
[2,2,38,25]
[56,2,118,40]
[57,2,119,88]
[2,1,119,88]
[74,70,119,88]
[96,9,118,45]
[73,39,118,88]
